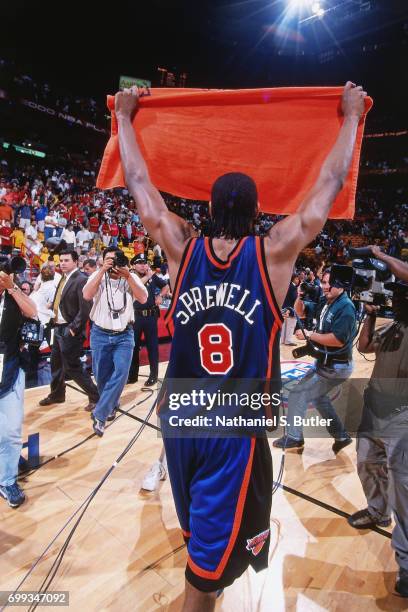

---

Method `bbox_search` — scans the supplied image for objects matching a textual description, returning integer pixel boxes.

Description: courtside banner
[96,87,372,219]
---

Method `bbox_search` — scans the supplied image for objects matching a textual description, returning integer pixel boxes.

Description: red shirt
[101,222,110,235]
[0,226,13,246]
[89,216,99,231]
[0,205,14,222]
[133,241,144,256]
[110,223,119,237]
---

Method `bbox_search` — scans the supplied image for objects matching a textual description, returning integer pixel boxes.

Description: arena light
[311,2,325,17]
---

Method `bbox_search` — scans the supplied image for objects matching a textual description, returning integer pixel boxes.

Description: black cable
[7,399,158,612]
[274,481,392,539]
[18,389,154,479]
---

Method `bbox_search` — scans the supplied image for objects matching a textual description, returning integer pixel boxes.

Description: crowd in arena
[0,155,406,282]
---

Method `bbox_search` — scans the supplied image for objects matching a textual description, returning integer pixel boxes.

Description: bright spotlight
[289,0,311,7]
[311,2,325,16]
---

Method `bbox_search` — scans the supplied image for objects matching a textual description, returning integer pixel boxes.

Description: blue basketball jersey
[164,236,282,381]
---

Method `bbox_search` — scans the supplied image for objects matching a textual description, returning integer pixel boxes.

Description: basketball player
[115,82,367,612]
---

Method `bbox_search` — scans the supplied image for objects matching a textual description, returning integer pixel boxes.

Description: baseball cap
[130,253,147,265]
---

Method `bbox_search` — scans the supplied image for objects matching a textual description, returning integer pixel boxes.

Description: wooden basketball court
[1,329,405,611]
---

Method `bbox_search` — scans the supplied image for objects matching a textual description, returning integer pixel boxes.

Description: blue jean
[91,326,134,423]
[286,362,353,441]
[0,370,25,486]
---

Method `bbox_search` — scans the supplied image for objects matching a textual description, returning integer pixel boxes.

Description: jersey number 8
[198,323,234,375]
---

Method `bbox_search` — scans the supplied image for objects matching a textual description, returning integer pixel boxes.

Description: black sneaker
[348,508,391,529]
[0,482,26,508]
[273,435,304,449]
[144,375,158,387]
[332,437,353,454]
[39,396,65,406]
[91,413,105,437]
[107,407,117,422]
[395,568,408,597]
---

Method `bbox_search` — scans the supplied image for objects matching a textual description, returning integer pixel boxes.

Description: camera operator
[274,267,356,451]
[83,248,147,437]
[348,271,408,597]
[0,264,37,508]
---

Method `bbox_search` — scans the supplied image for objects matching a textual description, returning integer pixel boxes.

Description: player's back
[165,235,283,381]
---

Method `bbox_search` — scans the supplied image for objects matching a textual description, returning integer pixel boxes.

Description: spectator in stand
[24,219,42,256]
[60,223,76,250]
[76,224,93,252]
[44,210,59,241]
[101,219,111,248]
[0,221,13,255]
[89,213,99,240]
[18,200,32,231]
[132,235,144,256]
[0,200,14,224]
[34,201,48,233]
[109,218,119,247]
[57,210,67,237]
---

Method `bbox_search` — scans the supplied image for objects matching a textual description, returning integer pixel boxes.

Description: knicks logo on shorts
[246,529,270,556]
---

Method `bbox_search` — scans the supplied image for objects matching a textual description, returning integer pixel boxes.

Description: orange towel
[97,87,372,219]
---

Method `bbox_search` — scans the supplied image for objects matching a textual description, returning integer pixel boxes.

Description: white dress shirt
[86,271,146,331]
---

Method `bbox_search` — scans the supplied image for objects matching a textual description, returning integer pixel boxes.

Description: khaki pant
[357,407,408,571]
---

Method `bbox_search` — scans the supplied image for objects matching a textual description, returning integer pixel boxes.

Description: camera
[292,340,321,360]
[299,281,316,300]
[112,251,129,268]
[0,255,26,275]
[347,248,393,307]
[20,320,45,346]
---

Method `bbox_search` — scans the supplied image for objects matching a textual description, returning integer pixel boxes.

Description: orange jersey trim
[204,237,247,270]
[187,437,256,580]
[255,236,283,328]
[164,238,196,328]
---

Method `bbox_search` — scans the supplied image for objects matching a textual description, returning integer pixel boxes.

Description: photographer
[348,273,408,598]
[274,268,356,451]
[294,269,322,330]
[83,248,147,437]
[0,263,37,508]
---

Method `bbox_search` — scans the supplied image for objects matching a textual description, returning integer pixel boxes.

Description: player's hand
[102,256,115,273]
[364,304,379,315]
[115,87,140,120]
[295,329,304,340]
[342,81,367,119]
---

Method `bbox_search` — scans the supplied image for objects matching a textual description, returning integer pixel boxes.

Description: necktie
[53,275,67,320]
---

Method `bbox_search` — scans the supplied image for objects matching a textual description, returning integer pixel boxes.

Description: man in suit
[39,249,99,410]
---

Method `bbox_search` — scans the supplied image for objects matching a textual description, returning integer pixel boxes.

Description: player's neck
[211,237,240,261]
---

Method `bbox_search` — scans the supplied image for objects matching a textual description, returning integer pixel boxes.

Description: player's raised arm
[266,82,367,266]
[115,88,196,268]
